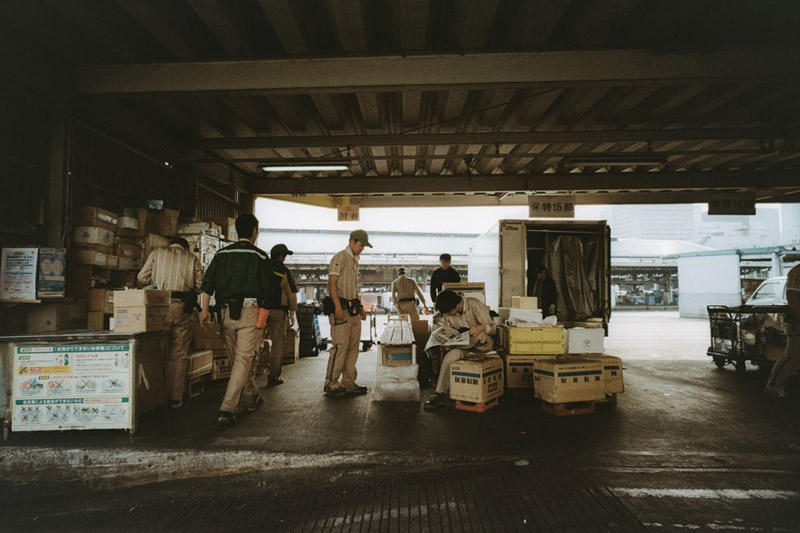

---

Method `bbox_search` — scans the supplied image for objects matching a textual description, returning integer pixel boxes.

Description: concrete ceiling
[3,0,800,207]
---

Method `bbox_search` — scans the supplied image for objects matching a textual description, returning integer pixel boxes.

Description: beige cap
[349,229,373,248]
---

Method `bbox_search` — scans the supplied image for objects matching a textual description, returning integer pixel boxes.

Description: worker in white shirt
[391,267,428,320]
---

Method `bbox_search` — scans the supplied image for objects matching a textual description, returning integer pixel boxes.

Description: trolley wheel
[712,356,727,369]
[735,358,747,374]
[361,340,373,352]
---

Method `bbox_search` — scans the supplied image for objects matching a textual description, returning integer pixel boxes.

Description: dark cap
[398,267,406,275]
[270,243,293,258]
[349,229,373,248]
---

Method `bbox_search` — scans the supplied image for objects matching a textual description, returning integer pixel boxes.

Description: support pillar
[47,103,68,247]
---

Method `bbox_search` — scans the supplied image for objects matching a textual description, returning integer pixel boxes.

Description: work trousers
[435,348,465,395]
[265,309,287,378]
[766,334,800,391]
[167,302,193,402]
[219,306,261,413]
[397,300,420,321]
[325,313,361,390]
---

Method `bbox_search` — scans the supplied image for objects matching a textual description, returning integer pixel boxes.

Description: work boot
[424,393,449,410]
[268,376,284,387]
[217,411,237,425]
[323,383,346,395]
[344,384,368,395]
[169,400,183,409]
[246,396,264,412]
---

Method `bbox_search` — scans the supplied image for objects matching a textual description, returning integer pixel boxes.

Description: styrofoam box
[566,327,605,354]
[509,308,543,322]
[511,296,538,309]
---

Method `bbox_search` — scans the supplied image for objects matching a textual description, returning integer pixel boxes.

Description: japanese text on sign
[528,195,576,218]
[337,205,360,222]
[707,193,756,215]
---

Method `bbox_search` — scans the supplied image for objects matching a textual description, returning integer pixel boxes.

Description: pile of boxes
[373,315,420,401]
[193,320,231,382]
[449,353,505,408]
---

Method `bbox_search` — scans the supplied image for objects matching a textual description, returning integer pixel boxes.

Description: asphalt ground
[1,311,799,531]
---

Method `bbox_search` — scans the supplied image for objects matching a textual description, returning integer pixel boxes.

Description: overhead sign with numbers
[707,192,756,215]
[528,195,576,218]
[337,205,359,222]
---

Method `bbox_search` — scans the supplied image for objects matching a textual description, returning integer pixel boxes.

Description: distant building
[781,204,800,245]
[695,206,781,249]
[610,205,695,240]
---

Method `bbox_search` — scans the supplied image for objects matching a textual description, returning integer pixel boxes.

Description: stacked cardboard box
[565,327,605,354]
[533,357,605,404]
[178,221,221,270]
[579,354,624,394]
[27,301,87,333]
[113,289,170,333]
[146,208,180,237]
[503,353,557,389]
[449,354,504,403]
[194,321,231,381]
[498,325,564,355]
[87,287,115,331]
[213,217,237,242]
[442,281,486,303]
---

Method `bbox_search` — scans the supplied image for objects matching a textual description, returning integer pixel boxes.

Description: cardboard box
[579,354,624,394]
[142,233,169,263]
[186,349,213,378]
[115,257,141,270]
[178,221,220,237]
[533,358,605,403]
[566,327,605,354]
[87,311,109,331]
[442,281,486,303]
[511,296,538,309]
[213,217,237,241]
[74,226,115,247]
[74,206,118,232]
[194,321,226,350]
[66,264,111,301]
[146,208,180,237]
[89,288,115,314]
[114,289,171,308]
[504,354,557,389]
[411,319,430,351]
[212,354,232,380]
[118,208,147,238]
[27,301,87,333]
[450,355,504,403]
[498,325,564,355]
[379,344,416,366]
[114,305,170,333]
[37,248,66,299]
[72,248,112,268]
[114,242,142,259]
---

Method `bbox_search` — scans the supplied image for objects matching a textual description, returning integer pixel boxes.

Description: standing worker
[430,253,461,305]
[323,229,372,395]
[137,237,204,409]
[392,267,428,320]
[200,214,274,425]
[765,263,800,398]
[258,243,298,386]
[532,266,558,318]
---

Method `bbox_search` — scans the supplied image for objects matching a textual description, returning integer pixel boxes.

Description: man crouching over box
[424,290,496,410]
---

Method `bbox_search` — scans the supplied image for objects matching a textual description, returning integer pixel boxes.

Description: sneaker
[217,411,236,425]
[343,384,368,395]
[323,384,346,395]
[169,400,183,409]
[246,396,264,412]
[765,386,787,398]
[268,376,284,387]
[424,393,449,410]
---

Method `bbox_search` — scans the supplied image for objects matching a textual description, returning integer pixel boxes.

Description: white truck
[468,220,612,331]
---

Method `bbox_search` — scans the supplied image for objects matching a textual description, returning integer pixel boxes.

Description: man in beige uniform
[137,237,204,408]
[765,263,800,398]
[324,229,372,395]
[391,268,428,320]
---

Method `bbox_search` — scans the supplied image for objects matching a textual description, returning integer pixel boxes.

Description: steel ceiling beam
[197,127,788,150]
[249,170,800,195]
[74,45,800,95]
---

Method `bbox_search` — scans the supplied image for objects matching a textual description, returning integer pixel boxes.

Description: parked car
[745,276,787,306]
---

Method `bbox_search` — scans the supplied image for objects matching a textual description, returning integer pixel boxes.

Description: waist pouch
[322,296,361,316]
[172,291,196,315]
[227,298,243,320]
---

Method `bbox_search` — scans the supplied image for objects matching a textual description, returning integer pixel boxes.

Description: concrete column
[771,251,782,277]
[47,103,68,247]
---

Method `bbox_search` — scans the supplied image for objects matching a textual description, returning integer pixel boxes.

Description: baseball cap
[270,243,294,258]
[349,229,373,248]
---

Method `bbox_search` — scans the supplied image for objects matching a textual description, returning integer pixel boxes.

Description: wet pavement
[1,312,799,531]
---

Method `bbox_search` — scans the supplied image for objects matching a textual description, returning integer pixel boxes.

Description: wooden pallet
[455,398,499,413]
[541,400,596,416]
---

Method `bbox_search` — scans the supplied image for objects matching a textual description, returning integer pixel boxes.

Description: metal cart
[707,304,789,373]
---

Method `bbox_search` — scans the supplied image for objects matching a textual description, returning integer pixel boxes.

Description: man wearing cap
[324,229,372,395]
[258,243,298,386]
[137,236,204,409]
[200,214,274,425]
[392,267,428,321]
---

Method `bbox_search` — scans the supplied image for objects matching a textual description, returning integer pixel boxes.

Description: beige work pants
[219,306,261,413]
[325,313,361,390]
[397,301,420,321]
[167,302,193,402]
[766,334,800,391]
[435,348,465,395]
[265,309,287,378]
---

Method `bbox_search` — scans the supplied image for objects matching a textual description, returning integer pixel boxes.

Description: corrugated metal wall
[0,86,49,246]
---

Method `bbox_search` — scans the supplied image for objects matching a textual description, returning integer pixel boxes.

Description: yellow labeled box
[450,355,504,403]
[504,354,557,389]
[498,325,564,355]
[578,354,624,394]
[533,357,605,403]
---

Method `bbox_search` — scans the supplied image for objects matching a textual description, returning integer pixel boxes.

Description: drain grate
[11,463,645,531]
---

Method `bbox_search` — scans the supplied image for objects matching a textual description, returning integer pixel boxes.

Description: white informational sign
[1,248,38,301]
[528,196,576,218]
[337,205,360,222]
[12,343,133,432]
[707,192,756,215]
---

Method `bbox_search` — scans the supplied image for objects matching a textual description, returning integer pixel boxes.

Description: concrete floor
[2,311,799,531]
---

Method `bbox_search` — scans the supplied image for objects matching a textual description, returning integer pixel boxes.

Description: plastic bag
[372,379,421,402]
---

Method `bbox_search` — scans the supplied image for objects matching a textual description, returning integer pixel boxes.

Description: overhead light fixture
[261,158,350,172]
[566,155,667,167]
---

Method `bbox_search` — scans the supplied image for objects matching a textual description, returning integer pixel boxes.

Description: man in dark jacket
[533,266,558,318]
[259,243,298,386]
[429,253,461,304]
